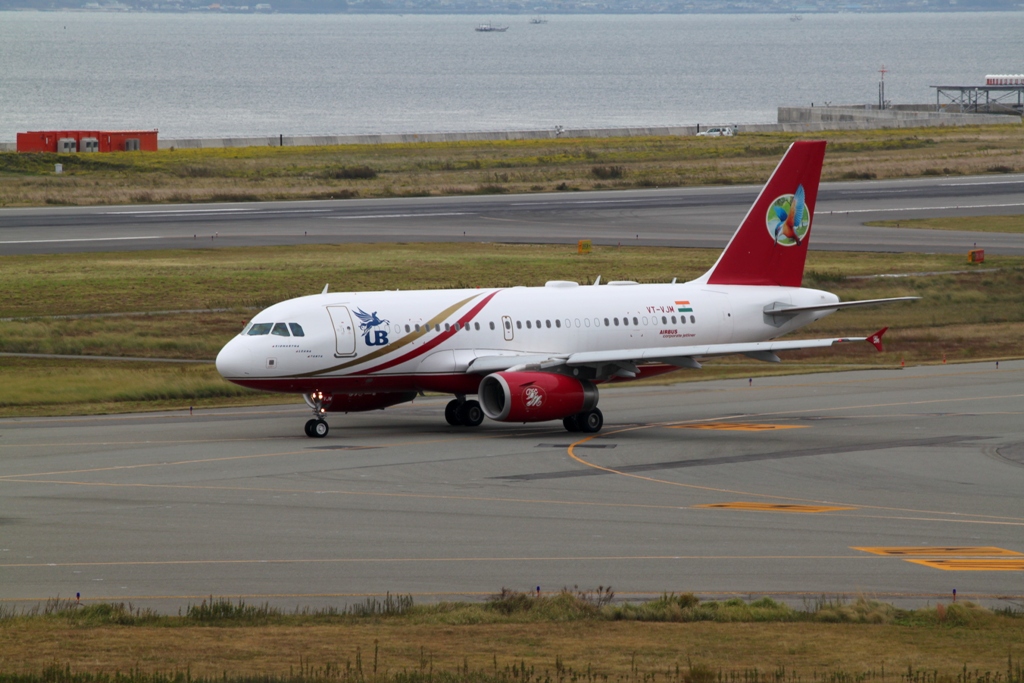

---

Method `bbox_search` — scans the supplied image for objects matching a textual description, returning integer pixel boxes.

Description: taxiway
[2,175,1024,255]
[2,361,1022,613]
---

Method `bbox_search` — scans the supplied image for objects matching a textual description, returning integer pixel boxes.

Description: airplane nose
[216,341,254,378]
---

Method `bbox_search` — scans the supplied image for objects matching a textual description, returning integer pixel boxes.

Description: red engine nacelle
[478,371,598,423]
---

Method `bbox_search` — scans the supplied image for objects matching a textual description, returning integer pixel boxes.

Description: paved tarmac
[2,361,1022,613]
[2,175,1024,255]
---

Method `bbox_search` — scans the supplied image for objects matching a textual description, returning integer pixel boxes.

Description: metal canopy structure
[931,83,1024,114]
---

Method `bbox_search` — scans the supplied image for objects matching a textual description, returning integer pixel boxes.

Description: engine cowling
[478,371,598,423]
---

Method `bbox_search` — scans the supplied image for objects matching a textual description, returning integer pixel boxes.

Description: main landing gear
[562,408,603,434]
[303,390,331,438]
[445,397,484,427]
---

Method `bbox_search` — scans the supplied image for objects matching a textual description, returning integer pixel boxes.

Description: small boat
[475,22,509,32]
[529,16,548,24]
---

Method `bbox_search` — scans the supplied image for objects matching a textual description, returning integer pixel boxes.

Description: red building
[16,130,158,153]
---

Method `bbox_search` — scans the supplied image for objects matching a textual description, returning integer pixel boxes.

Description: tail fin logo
[767,185,809,247]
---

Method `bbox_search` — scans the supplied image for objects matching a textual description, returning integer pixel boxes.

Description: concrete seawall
[156,126,697,150]
[155,107,1019,150]
[2,107,1015,153]
[777,105,1016,128]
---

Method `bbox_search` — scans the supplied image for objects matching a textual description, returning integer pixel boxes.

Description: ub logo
[354,308,390,347]
[523,386,545,409]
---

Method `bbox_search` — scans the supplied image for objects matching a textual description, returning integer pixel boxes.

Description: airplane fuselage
[216,280,839,397]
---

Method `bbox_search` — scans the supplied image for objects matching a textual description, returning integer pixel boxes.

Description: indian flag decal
[675,300,693,313]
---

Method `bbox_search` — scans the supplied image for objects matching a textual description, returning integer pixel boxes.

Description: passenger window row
[512,314,695,329]
[409,321,491,333]
[406,314,696,334]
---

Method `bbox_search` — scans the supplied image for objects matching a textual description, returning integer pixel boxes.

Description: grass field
[866,215,1024,233]
[0,244,1021,416]
[1,125,1022,207]
[1,595,1022,679]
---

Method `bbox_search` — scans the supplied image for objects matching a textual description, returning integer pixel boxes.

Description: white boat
[475,22,509,32]
[529,16,548,24]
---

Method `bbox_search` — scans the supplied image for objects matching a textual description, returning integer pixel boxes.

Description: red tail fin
[704,141,826,287]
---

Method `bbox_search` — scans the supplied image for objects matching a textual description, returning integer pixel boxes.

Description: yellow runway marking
[668,422,807,431]
[698,502,855,513]
[853,546,1023,557]
[906,559,1024,571]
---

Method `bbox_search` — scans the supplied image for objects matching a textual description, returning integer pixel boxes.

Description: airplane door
[327,306,357,357]
[702,291,734,343]
[501,315,514,341]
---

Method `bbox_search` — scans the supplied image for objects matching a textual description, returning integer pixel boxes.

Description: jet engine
[478,371,598,423]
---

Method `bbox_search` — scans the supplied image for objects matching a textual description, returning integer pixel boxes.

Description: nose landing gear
[304,418,329,438]
[302,391,332,438]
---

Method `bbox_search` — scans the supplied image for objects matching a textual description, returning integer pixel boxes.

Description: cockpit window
[289,323,305,337]
[272,323,291,336]
[247,323,273,336]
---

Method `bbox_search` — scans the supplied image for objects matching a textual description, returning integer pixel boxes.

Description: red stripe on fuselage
[231,372,483,396]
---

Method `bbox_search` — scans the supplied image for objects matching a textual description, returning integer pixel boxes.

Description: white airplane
[216,141,915,438]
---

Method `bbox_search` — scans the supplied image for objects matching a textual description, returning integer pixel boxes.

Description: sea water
[0,11,1020,140]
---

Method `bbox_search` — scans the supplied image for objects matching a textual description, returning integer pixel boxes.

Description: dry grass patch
[0,357,261,417]
[2,125,1022,207]
[0,620,1022,677]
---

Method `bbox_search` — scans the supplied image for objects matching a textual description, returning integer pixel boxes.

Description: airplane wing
[466,330,886,377]
[467,354,569,374]
[566,334,874,372]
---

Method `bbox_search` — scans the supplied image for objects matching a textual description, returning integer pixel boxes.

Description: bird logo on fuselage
[354,308,391,346]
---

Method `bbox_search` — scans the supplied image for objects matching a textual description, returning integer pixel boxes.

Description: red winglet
[868,327,888,352]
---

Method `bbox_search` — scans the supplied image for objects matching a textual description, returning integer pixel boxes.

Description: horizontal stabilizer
[764,296,920,318]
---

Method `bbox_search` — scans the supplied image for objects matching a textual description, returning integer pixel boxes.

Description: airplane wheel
[458,400,484,427]
[304,419,318,437]
[578,408,603,434]
[444,399,461,426]
[562,414,581,432]
[312,419,329,438]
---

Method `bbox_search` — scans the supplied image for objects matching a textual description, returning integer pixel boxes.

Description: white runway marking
[826,202,1024,214]
[0,236,162,245]
[333,212,470,219]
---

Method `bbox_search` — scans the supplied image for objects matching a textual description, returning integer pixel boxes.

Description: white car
[697,126,735,137]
